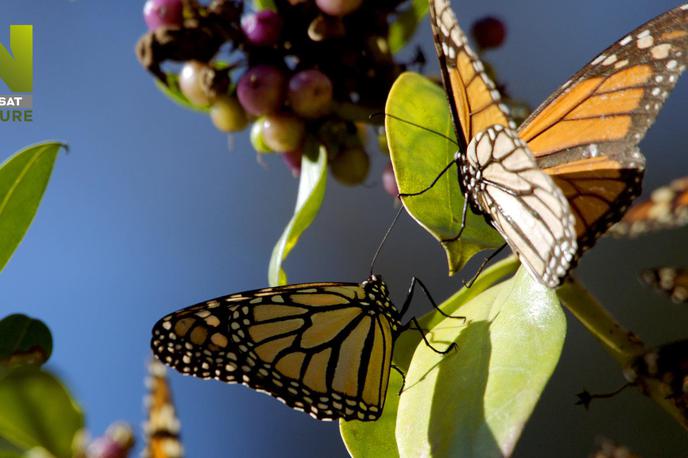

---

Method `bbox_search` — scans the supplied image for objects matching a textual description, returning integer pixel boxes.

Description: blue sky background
[1,0,688,456]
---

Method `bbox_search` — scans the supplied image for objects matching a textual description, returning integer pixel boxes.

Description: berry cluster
[137,0,426,188]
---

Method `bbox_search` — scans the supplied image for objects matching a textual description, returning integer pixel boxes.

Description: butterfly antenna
[369,204,405,276]
[368,112,459,147]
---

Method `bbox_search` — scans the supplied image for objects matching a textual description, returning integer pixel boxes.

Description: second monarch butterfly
[640,267,688,303]
[151,275,456,421]
[415,0,688,287]
[142,357,184,458]
[610,176,688,237]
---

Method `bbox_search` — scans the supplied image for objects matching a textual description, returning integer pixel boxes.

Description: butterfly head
[362,274,399,317]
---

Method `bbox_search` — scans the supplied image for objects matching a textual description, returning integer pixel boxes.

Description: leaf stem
[557,278,646,365]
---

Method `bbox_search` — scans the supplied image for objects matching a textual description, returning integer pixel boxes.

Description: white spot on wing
[602,54,618,66]
[637,35,654,49]
[591,54,606,65]
[651,43,672,60]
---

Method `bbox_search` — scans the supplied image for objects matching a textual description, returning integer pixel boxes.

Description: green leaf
[268,143,327,286]
[0,314,52,367]
[253,0,277,11]
[396,267,566,457]
[0,437,23,458]
[0,367,84,458]
[388,0,428,53]
[0,142,62,273]
[155,73,210,113]
[340,372,403,458]
[338,257,519,457]
[386,72,503,275]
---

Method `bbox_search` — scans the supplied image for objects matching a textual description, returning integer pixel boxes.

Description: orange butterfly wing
[640,267,688,303]
[429,0,514,150]
[143,358,184,458]
[519,4,688,254]
[611,176,688,237]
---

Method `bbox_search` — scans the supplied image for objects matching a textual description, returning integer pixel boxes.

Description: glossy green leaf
[338,258,519,457]
[340,372,403,458]
[0,142,62,273]
[0,314,52,367]
[0,367,84,458]
[268,143,327,286]
[396,267,566,457]
[386,72,503,275]
[155,73,209,113]
[388,0,428,53]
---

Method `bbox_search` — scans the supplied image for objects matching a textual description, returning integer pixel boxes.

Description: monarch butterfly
[610,176,688,237]
[640,267,688,303]
[624,340,688,415]
[422,0,688,287]
[143,357,184,458]
[151,275,455,421]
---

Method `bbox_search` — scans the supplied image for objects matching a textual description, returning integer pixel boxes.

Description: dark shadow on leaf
[428,320,501,457]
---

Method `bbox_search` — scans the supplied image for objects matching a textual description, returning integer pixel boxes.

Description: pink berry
[179,61,213,106]
[237,65,286,116]
[282,149,303,177]
[288,69,333,118]
[87,437,126,458]
[143,0,183,30]
[241,10,283,46]
[315,0,363,16]
[471,16,506,49]
[382,162,399,197]
[262,114,305,153]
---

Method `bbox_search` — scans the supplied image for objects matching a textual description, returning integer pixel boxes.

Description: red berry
[330,147,369,186]
[242,10,283,46]
[179,61,213,106]
[471,16,506,49]
[315,0,363,16]
[282,149,303,177]
[382,162,399,197]
[237,65,286,116]
[262,114,306,153]
[287,69,333,118]
[143,0,183,30]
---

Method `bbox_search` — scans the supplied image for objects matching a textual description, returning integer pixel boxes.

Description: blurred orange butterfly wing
[640,267,688,303]
[611,176,688,237]
[429,0,515,150]
[144,358,184,458]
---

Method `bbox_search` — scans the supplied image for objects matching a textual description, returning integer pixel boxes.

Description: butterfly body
[428,0,688,286]
[152,276,401,421]
[460,125,577,287]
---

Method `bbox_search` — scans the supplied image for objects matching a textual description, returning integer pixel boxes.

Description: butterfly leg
[398,160,457,198]
[405,316,458,355]
[400,276,465,321]
[441,196,469,243]
[391,365,406,395]
[462,243,507,289]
